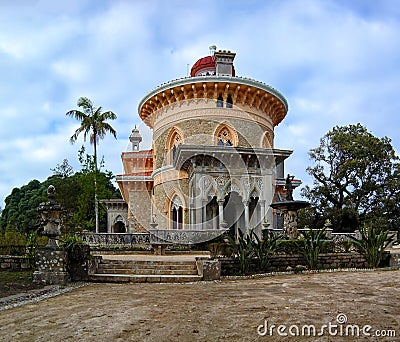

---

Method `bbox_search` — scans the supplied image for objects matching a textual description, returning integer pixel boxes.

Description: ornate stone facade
[100,200,128,233]
[116,47,295,239]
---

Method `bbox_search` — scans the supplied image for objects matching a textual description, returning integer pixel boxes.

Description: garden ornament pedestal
[270,174,310,239]
[37,185,64,248]
[33,185,70,285]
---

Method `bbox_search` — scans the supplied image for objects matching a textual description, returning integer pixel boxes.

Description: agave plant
[251,230,282,271]
[351,225,393,268]
[299,228,326,270]
[226,229,254,275]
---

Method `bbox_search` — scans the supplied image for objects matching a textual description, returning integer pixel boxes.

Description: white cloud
[0,0,400,207]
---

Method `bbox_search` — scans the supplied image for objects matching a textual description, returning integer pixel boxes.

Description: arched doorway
[249,196,260,235]
[205,196,219,229]
[113,221,126,233]
[223,191,245,239]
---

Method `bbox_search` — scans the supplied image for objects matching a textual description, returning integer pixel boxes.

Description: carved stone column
[202,200,207,230]
[217,199,224,228]
[212,205,217,229]
[243,200,250,235]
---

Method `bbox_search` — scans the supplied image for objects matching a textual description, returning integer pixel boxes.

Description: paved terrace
[0,270,399,341]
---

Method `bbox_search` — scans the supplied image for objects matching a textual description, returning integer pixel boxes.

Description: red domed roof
[190,56,215,77]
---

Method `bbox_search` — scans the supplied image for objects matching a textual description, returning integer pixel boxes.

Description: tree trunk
[94,136,99,233]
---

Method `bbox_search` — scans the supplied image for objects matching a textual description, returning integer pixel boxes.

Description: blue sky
[0,0,399,207]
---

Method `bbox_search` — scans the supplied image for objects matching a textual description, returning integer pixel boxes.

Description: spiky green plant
[299,228,326,270]
[251,230,282,271]
[208,242,223,259]
[351,225,393,268]
[226,229,254,275]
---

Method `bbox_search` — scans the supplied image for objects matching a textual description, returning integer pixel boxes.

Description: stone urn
[33,185,69,285]
[37,185,65,248]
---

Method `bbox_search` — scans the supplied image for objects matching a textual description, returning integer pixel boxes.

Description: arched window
[216,126,234,146]
[261,131,273,148]
[216,94,223,107]
[171,195,183,230]
[226,94,233,108]
[166,128,183,163]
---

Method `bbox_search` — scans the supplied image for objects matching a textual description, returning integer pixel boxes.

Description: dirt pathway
[0,270,399,341]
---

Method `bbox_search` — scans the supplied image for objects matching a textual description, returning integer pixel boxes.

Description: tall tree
[66,97,117,233]
[301,124,399,232]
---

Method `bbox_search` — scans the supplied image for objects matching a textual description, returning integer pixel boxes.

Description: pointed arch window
[167,129,183,163]
[216,126,234,146]
[171,195,183,230]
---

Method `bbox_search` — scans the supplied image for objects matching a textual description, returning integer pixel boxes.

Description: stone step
[92,259,201,281]
[99,260,196,270]
[96,268,198,275]
[99,260,197,268]
[98,264,197,271]
[89,273,203,283]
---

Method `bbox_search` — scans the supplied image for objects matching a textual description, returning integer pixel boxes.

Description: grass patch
[0,271,33,286]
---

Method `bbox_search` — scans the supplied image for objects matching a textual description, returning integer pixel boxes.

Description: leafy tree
[66,97,117,233]
[0,157,121,234]
[51,158,74,178]
[0,180,49,232]
[71,147,121,232]
[301,124,399,232]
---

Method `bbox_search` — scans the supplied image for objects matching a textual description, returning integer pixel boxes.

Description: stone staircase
[89,258,203,283]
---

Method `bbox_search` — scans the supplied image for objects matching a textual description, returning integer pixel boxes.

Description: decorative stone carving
[33,185,69,285]
[36,185,64,248]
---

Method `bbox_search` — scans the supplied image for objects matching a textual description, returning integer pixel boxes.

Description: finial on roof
[209,45,217,56]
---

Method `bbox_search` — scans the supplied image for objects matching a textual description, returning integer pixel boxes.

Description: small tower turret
[129,126,142,151]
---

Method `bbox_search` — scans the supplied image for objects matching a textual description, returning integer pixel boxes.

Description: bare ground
[0,270,399,342]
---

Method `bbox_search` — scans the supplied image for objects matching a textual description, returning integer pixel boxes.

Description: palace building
[109,46,297,240]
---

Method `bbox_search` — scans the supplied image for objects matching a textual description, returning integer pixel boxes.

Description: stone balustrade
[79,232,151,247]
[80,229,228,247]
[149,229,228,245]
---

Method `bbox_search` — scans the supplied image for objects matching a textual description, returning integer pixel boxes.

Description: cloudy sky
[0,0,399,206]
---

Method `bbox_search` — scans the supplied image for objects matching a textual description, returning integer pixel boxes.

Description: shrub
[335,240,354,253]
[276,240,304,255]
[0,229,47,256]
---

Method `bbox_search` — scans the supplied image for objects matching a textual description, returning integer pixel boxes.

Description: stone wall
[0,256,32,271]
[153,117,272,169]
[33,248,70,284]
[220,253,370,276]
[153,178,190,229]
[129,190,152,232]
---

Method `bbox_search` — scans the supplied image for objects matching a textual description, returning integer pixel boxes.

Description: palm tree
[66,97,117,233]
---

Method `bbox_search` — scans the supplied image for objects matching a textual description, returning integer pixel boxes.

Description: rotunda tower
[118,46,294,238]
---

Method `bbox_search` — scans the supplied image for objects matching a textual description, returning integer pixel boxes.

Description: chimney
[214,49,236,76]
